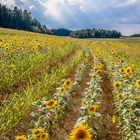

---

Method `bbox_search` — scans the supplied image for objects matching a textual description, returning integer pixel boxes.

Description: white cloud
[0,0,140,35]
[29,5,36,10]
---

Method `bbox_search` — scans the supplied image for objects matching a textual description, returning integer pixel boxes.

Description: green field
[0,28,140,140]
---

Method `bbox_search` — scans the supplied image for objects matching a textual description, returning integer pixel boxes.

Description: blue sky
[1,0,140,35]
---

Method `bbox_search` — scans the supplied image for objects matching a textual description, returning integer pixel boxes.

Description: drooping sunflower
[121,76,127,81]
[59,87,66,95]
[32,128,44,139]
[40,132,49,140]
[64,79,72,89]
[92,74,98,80]
[45,99,58,110]
[88,105,98,114]
[136,80,140,88]
[113,82,122,89]
[69,124,93,140]
[15,135,27,140]
[115,93,125,99]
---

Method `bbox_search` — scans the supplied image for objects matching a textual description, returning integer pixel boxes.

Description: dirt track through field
[51,56,92,140]
[97,65,119,140]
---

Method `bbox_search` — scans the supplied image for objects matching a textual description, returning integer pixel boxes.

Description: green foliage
[0,4,49,33]
[70,28,121,38]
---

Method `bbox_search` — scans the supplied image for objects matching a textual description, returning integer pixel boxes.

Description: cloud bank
[1,0,140,35]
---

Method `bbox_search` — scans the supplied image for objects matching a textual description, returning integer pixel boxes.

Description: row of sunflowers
[15,49,90,140]
[69,51,104,140]
[105,49,140,140]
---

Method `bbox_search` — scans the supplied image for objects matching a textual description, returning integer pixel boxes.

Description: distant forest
[69,29,121,38]
[0,4,49,33]
[0,4,121,38]
[130,34,140,37]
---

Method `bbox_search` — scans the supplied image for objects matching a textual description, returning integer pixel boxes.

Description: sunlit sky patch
[1,0,140,35]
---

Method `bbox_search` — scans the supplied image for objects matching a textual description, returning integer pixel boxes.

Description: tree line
[130,34,140,37]
[69,28,121,38]
[0,4,122,38]
[0,4,49,33]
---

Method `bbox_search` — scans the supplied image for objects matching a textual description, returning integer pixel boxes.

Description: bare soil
[97,66,119,140]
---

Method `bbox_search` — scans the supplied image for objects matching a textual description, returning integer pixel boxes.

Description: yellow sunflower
[120,68,125,73]
[96,70,103,75]
[135,96,140,100]
[115,93,125,99]
[113,82,122,89]
[45,99,58,110]
[88,105,98,114]
[40,132,49,140]
[64,79,72,89]
[59,87,66,94]
[78,67,82,71]
[125,67,132,76]
[69,124,92,140]
[112,115,116,123]
[32,128,44,139]
[92,74,98,80]
[121,76,127,81]
[136,80,140,88]
[15,135,27,140]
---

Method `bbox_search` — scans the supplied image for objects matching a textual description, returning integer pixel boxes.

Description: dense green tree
[0,4,48,33]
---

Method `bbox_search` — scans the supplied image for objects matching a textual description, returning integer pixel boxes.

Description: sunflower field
[0,28,140,140]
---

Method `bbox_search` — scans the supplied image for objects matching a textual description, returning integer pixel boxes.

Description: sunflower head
[40,132,49,140]
[113,82,122,89]
[115,93,125,99]
[125,67,132,75]
[15,135,27,140]
[45,99,58,110]
[78,67,82,71]
[59,87,66,94]
[135,96,140,100]
[32,128,44,139]
[96,69,103,75]
[64,79,72,89]
[136,80,140,89]
[92,74,98,80]
[88,105,98,114]
[120,68,125,73]
[69,124,92,140]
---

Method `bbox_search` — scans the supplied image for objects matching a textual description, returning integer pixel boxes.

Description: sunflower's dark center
[34,130,40,135]
[66,81,70,85]
[48,101,54,106]
[138,81,140,85]
[76,130,86,139]
[119,95,122,98]
[61,88,64,92]
[42,134,46,138]
[116,83,120,87]
[127,69,130,73]
[89,107,95,112]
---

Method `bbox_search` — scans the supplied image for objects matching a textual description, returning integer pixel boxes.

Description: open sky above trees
[0,0,140,35]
